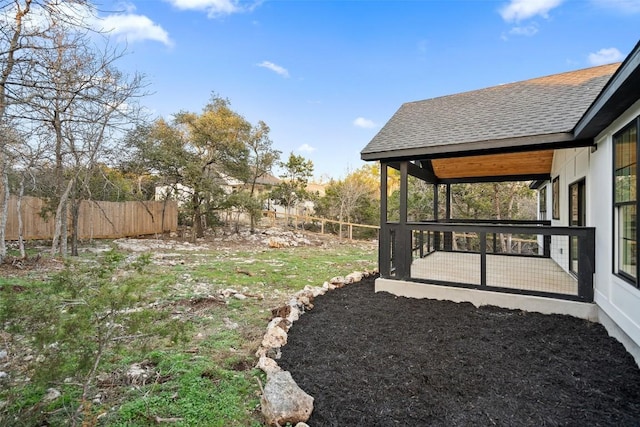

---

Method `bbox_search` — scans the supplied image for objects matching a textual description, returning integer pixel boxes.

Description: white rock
[43,388,61,402]
[295,423,310,427]
[223,318,239,330]
[262,325,288,349]
[233,293,247,300]
[267,317,285,329]
[286,307,300,323]
[256,356,282,376]
[0,350,7,360]
[0,372,8,379]
[127,363,147,380]
[310,287,326,297]
[221,288,240,297]
[346,271,364,283]
[261,371,313,426]
[329,276,346,287]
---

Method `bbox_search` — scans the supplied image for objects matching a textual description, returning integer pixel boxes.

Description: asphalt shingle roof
[361,63,620,160]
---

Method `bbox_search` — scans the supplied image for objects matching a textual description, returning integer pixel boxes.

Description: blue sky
[92,0,639,180]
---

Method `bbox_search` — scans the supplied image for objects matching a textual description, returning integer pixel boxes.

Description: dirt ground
[278,275,640,426]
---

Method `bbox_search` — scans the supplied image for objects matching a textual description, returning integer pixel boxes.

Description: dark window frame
[552,176,560,220]
[569,178,586,276]
[612,116,640,287]
[539,185,548,220]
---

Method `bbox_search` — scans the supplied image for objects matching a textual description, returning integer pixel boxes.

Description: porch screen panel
[614,121,638,282]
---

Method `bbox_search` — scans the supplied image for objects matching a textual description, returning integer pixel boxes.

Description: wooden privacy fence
[5,196,178,241]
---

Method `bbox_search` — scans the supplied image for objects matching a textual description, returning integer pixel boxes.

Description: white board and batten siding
[551,99,640,362]
[549,146,591,273]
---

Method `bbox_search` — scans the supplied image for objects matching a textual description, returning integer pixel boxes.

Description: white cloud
[166,0,246,17]
[588,47,624,65]
[353,117,377,129]
[499,0,564,22]
[257,61,290,78]
[509,24,539,36]
[591,0,640,13]
[0,2,171,47]
[297,144,316,152]
[100,13,173,47]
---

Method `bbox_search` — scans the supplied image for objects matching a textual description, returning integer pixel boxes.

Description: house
[361,40,640,365]
[155,173,282,206]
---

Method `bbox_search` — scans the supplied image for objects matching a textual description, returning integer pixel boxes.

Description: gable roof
[361,63,620,161]
[575,40,640,140]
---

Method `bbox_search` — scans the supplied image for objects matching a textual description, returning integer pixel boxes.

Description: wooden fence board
[5,196,177,241]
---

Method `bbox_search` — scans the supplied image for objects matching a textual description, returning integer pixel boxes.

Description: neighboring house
[267,181,327,216]
[154,183,193,207]
[155,173,282,206]
[361,40,640,365]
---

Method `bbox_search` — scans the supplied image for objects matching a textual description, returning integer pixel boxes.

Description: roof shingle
[361,63,620,160]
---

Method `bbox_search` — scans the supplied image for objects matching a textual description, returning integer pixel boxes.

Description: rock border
[255,269,377,426]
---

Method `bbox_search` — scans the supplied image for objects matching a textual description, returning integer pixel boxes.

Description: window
[539,186,548,221]
[569,179,585,275]
[614,118,639,284]
[552,176,560,220]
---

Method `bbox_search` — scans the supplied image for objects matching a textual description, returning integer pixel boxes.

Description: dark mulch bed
[278,275,640,426]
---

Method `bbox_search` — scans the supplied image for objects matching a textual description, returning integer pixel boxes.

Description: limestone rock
[271,305,291,319]
[43,388,61,402]
[261,371,313,426]
[346,271,364,283]
[286,306,300,323]
[262,323,288,349]
[304,285,327,297]
[329,276,346,287]
[256,356,282,376]
[267,317,290,331]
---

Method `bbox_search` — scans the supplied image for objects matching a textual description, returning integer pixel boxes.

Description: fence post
[349,224,353,240]
[480,232,487,287]
[577,228,595,302]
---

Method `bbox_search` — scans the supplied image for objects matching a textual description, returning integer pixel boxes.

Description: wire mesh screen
[409,228,579,297]
[411,250,481,285]
[485,235,577,296]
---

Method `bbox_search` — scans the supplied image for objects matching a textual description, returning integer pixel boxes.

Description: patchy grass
[0,232,377,426]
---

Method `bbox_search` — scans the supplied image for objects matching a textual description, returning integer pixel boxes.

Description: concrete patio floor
[411,251,578,296]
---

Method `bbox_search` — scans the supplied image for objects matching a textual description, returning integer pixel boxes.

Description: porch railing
[380,222,595,302]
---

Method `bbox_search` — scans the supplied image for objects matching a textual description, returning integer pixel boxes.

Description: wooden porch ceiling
[428,150,554,181]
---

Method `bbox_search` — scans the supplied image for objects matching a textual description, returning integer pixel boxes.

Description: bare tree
[12,19,147,255]
[0,0,94,259]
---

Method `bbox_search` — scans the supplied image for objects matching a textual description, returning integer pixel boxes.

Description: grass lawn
[0,231,377,426]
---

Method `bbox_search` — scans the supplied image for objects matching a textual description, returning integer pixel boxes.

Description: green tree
[128,95,253,239]
[315,165,379,237]
[244,121,280,231]
[270,153,313,214]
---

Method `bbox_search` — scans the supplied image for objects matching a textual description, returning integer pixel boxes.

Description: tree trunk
[0,157,9,261]
[191,193,203,242]
[249,177,257,233]
[493,183,507,253]
[51,178,74,256]
[0,1,32,262]
[71,195,80,256]
[17,176,25,258]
